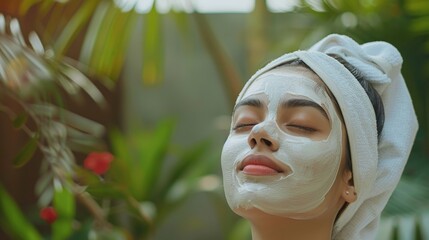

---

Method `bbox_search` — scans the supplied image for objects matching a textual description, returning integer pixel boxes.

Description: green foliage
[108,120,175,201]
[142,6,163,85]
[99,120,212,237]
[0,184,42,240]
[12,112,28,128]
[2,0,428,239]
[53,1,99,57]
[13,133,39,168]
[227,219,251,240]
[52,187,75,240]
[377,211,429,240]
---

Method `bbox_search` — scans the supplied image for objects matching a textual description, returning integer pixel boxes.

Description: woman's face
[221,65,348,219]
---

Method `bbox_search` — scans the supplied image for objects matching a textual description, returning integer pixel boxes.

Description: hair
[283,56,385,171]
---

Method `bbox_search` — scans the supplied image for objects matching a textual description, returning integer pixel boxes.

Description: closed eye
[233,123,257,131]
[286,124,317,133]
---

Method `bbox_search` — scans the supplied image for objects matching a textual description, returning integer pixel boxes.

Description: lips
[239,155,289,176]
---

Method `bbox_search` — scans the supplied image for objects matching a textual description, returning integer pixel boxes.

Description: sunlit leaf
[103,8,136,79]
[10,18,26,46]
[35,171,53,195]
[13,134,38,168]
[38,184,54,207]
[58,60,106,107]
[88,1,117,76]
[53,187,75,218]
[79,1,110,65]
[52,186,75,240]
[66,126,106,152]
[61,108,105,137]
[142,6,163,85]
[19,0,41,16]
[53,0,98,56]
[75,167,101,186]
[0,184,42,240]
[86,183,126,199]
[405,0,429,15]
[42,2,68,38]
[28,31,45,55]
[87,2,136,82]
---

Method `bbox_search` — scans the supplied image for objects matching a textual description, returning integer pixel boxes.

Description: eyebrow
[233,98,263,113]
[283,99,329,119]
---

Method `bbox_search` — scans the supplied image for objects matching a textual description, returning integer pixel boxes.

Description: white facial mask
[221,67,343,219]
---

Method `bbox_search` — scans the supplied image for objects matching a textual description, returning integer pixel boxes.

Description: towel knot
[308,34,403,94]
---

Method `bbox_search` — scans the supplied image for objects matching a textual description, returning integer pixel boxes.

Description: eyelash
[286,124,317,133]
[233,123,257,131]
[233,123,317,134]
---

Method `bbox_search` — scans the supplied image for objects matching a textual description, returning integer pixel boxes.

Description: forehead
[240,65,328,102]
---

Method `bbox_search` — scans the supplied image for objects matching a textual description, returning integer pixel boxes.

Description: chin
[231,201,333,222]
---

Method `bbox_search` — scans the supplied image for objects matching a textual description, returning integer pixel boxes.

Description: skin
[225,66,357,240]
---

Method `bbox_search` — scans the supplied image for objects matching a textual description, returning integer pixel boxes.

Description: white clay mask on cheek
[221,69,343,219]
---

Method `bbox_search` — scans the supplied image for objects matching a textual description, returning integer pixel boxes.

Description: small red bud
[83,152,114,175]
[40,206,57,224]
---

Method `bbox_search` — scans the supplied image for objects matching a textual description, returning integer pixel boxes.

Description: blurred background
[0,0,428,239]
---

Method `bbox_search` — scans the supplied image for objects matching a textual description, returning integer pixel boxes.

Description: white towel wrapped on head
[237,34,418,239]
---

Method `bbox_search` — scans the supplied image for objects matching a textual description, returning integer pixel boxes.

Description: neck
[247,210,335,240]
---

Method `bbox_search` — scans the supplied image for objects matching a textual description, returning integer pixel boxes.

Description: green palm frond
[0,15,108,238]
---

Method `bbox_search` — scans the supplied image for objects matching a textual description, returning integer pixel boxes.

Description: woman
[221,34,418,239]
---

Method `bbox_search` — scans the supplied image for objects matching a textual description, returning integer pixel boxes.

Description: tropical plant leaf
[19,0,41,15]
[108,128,132,186]
[384,176,429,216]
[397,215,417,240]
[13,133,38,167]
[136,119,175,200]
[86,183,126,199]
[57,60,106,107]
[377,210,429,240]
[142,6,163,85]
[12,112,28,128]
[100,5,136,80]
[79,0,110,65]
[52,186,75,240]
[0,184,42,240]
[421,211,429,239]
[53,0,98,56]
[86,2,137,82]
[155,140,210,201]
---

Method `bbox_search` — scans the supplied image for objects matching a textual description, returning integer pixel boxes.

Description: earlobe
[343,187,357,203]
[342,170,357,203]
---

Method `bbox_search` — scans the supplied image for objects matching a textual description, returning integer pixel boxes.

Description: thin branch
[73,187,113,229]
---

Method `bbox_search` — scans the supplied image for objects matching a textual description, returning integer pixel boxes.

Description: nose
[248,124,279,152]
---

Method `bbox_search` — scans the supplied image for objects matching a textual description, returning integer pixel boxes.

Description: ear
[341,170,357,203]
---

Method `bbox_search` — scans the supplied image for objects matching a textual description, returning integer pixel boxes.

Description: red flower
[83,152,114,175]
[40,207,57,224]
